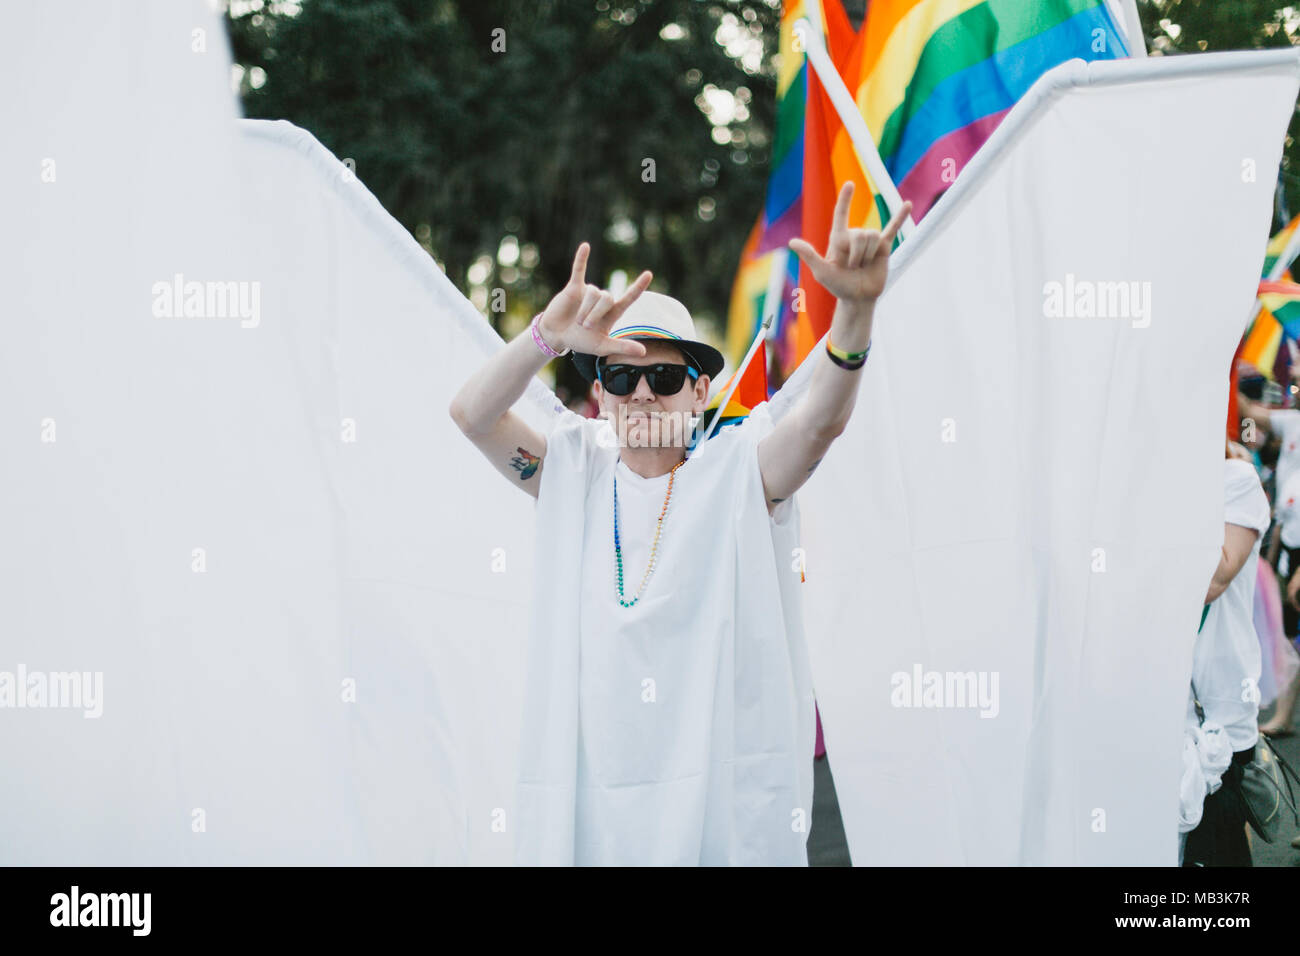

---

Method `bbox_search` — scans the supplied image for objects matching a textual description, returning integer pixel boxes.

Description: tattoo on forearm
[510,447,540,480]
[807,457,823,474]
[770,497,786,504]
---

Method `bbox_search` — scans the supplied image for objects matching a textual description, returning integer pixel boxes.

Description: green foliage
[228,0,779,399]
[226,0,1300,404]
[1137,0,1300,222]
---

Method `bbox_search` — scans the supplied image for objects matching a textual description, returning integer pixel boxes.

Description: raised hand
[788,182,911,305]
[537,243,652,359]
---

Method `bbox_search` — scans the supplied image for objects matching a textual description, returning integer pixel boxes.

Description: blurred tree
[1136,1,1300,223]
[228,0,783,400]
[228,0,1300,401]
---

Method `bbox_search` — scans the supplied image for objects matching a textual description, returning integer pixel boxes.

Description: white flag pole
[760,247,789,335]
[1104,0,1147,58]
[793,17,917,239]
[688,248,785,456]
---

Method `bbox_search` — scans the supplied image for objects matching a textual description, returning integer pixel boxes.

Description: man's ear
[694,373,710,410]
[595,378,618,420]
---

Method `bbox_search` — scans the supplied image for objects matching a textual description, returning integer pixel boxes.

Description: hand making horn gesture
[788,182,912,305]
[536,243,653,359]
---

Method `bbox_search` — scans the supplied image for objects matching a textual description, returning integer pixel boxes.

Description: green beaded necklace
[613,456,686,607]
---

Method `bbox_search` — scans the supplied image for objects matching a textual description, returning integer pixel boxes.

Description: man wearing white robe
[450,184,911,865]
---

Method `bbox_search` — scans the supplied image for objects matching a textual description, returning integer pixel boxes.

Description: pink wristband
[531,314,570,358]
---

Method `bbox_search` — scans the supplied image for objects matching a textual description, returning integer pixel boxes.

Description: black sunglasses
[597,360,700,396]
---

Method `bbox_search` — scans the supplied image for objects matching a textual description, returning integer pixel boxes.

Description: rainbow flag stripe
[727,216,798,379]
[1241,308,1286,382]
[727,0,855,384]
[851,0,1127,221]
[758,0,853,256]
[706,340,770,426]
[1263,215,1300,277]
[1258,279,1300,339]
[786,0,1128,380]
[756,1,814,255]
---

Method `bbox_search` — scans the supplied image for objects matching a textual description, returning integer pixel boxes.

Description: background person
[1182,441,1270,867]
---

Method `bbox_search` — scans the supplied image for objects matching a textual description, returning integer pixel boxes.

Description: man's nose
[630,373,656,402]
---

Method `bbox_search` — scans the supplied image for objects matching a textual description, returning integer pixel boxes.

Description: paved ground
[807,754,851,866]
[807,702,1300,867]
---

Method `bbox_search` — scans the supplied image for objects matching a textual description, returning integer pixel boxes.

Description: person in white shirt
[1238,394,1300,496]
[450,184,911,864]
[1235,393,1300,747]
[1181,443,1270,867]
[1261,468,1300,741]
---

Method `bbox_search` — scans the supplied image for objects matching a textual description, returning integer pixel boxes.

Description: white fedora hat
[571,291,724,383]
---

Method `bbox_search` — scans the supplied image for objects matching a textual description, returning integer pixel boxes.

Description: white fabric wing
[1,0,553,864]
[768,51,1300,865]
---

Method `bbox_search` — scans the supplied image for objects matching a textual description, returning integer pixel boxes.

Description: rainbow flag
[755,2,818,255]
[1237,247,1300,384]
[851,0,1130,224]
[725,0,857,383]
[787,0,1129,377]
[1263,214,1300,278]
[1258,279,1300,339]
[726,217,799,381]
[1240,308,1288,383]
[793,1,870,373]
[702,340,770,438]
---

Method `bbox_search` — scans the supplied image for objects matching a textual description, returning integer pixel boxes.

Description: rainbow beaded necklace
[613,456,686,607]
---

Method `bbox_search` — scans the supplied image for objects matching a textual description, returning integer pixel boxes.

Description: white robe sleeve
[514,410,593,865]
[727,402,818,860]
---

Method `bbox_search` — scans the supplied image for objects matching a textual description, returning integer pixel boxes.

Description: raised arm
[448,243,651,497]
[757,183,911,515]
[1237,393,1274,434]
